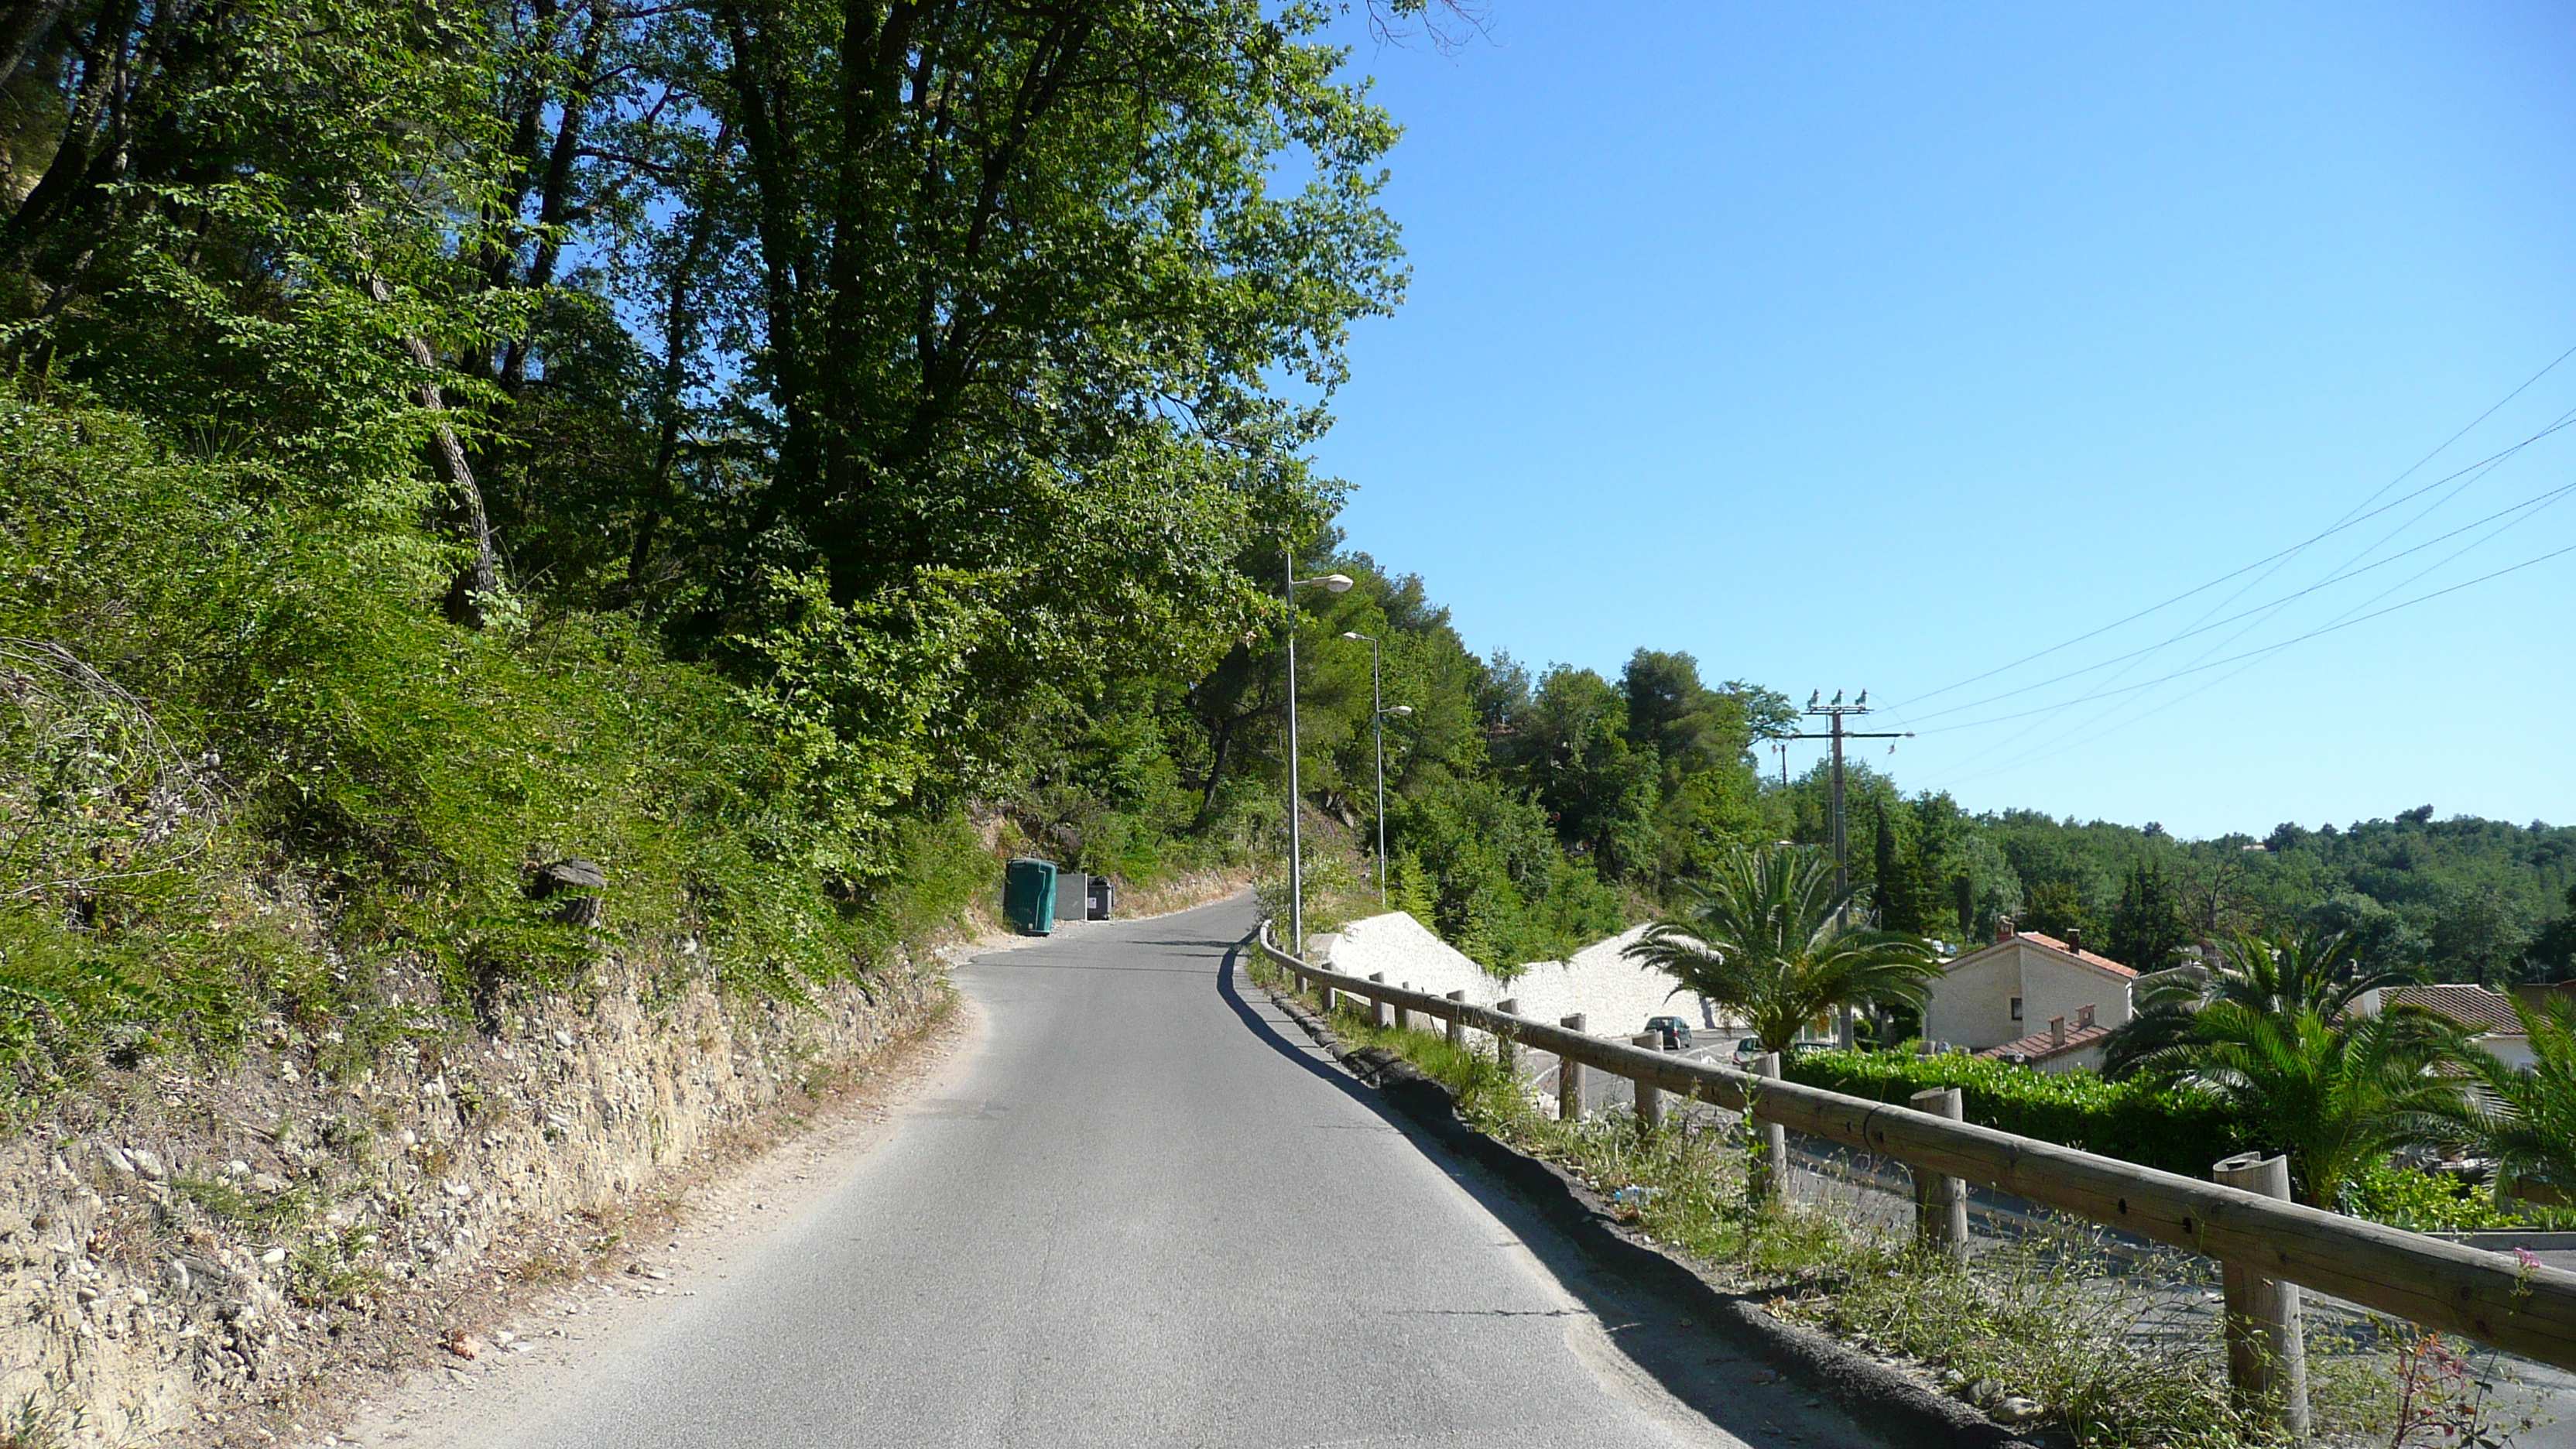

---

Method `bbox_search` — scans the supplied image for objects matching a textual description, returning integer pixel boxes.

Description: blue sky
[1302,2,2576,839]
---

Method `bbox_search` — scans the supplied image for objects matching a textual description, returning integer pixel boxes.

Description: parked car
[1643,1016,1693,1049]
[1731,1037,1827,1067]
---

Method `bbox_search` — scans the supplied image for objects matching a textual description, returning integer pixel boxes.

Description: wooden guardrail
[1252,930,2576,1380]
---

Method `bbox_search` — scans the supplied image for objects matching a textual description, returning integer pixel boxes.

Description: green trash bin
[1002,858,1057,937]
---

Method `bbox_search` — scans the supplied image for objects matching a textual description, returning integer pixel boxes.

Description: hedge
[1783,1048,2251,1179]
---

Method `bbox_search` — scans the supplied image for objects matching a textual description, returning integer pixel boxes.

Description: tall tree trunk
[366,275,501,628]
[0,0,73,94]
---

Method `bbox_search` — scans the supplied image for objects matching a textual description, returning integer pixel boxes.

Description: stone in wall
[0,943,951,1446]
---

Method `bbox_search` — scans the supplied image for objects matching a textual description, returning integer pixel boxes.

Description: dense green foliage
[1625,843,1941,1054]
[2338,1160,2530,1234]
[2465,994,2576,1203]
[2101,930,2418,1077]
[0,0,2568,1133]
[1786,1047,2250,1178]
[1786,766,2576,981]
[0,0,1435,1114]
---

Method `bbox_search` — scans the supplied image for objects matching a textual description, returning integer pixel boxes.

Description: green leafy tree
[2105,860,2192,972]
[2526,885,2576,982]
[2102,930,2420,1078]
[1868,798,1939,936]
[2017,879,2096,944]
[1504,666,1659,880]
[2465,995,2576,1202]
[1623,843,1942,1054]
[2300,892,2427,977]
[2119,1002,2477,1206]
[2430,883,2527,985]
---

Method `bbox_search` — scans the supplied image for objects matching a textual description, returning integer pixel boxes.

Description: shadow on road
[1213,941,1887,1449]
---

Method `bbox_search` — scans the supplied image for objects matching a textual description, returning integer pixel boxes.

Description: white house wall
[2021,956,2129,1039]
[1926,940,2135,1053]
[1924,949,2022,1050]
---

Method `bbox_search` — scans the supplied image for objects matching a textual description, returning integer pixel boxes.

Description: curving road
[430,895,1875,1449]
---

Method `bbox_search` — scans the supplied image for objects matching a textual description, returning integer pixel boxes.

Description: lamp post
[1282,549,1352,955]
[1341,631,1410,906]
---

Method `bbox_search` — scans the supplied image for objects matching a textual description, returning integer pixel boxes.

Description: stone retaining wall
[0,946,951,1446]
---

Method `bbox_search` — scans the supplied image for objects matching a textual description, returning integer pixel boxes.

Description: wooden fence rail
[1252,930,2576,1377]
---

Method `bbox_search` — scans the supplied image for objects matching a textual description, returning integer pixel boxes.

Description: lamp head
[1385,705,1414,717]
[1341,631,1368,641]
[1319,574,1354,594]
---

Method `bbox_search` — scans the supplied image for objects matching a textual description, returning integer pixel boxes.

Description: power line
[2098,402,2576,711]
[1882,345,2576,714]
[1917,420,2576,782]
[1913,535,2576,743]
[1917,468,2576,788]
[1893,472,2576,728]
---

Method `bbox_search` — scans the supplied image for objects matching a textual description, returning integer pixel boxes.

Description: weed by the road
[174,1173,312,1231]
[1252,960,2496,1449]
[288,1223,384,1308]
[0,1393,77,1449]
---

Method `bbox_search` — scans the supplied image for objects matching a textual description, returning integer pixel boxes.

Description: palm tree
[2465,994,2576,1205]
[2102,930,2419,1079]
[2120,1002,2477,1206]
[1623,842,1942,1056]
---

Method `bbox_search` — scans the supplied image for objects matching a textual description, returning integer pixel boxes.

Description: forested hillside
[1,0,2567,1124]
[0,0,1432,1116]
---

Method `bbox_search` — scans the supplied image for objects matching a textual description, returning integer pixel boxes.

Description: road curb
[1264,986,2037,1449]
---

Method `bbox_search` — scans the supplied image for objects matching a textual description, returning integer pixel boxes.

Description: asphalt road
[441,895,1875,1449]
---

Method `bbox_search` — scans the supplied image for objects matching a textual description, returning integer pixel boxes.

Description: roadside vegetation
[1250,953,2546,1449]
[2,0,2571,1156]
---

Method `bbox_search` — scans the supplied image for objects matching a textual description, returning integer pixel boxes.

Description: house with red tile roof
[2354,984,2535,1070]
[1923,921,2139,1074]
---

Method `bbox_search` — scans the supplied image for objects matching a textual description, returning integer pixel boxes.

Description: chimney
[1995,916,2014,944]
[2066,927,2084,955]
[2050,1015,2067,1048]
[2078,1003,2095,1029]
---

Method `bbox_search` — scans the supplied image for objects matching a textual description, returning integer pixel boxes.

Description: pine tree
[1870,800,1930,935]
[2108,861,2192,972]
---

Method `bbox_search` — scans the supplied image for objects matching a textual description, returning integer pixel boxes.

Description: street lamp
[1282,550,1351,956]
[1341,632,1413,906]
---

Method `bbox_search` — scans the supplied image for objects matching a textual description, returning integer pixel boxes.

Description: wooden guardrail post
[1249,932,2576,1373]
[1908,1087,1968,1259]
[1557,1015,1587,1121]
[1495,998,1519,1077]
[1447,991,1468,1047]
[2214,1152,2310,1437]
[1396,983,1412,1032]
[1368,973,1391,1029]
[1630,1035,1663,1132]
[1751,1052,1786,1202]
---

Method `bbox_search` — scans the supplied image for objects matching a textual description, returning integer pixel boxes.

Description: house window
[2010,997,2023,1022]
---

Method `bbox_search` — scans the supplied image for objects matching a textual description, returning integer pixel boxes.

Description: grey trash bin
[1054,872,1090,927]
[1088,876,1114,920]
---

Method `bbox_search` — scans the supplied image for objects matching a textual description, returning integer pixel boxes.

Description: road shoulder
[1254,975,2038,1449]
[307,995,985,1449]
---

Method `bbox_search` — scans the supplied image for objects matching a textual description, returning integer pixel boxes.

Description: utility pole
[1781,690,1913,1048]
[1780,690,1913,901]
[1283,546,1302,954]
[1342,632,1412,906]
[1279,550,1352,955]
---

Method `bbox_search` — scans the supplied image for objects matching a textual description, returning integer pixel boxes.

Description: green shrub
[1786,1047,2250,1178]
[0,384,985,1117]
[2338,1161,2530,1233]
